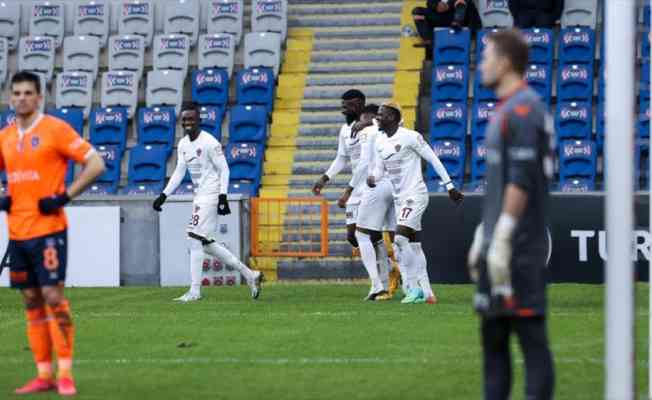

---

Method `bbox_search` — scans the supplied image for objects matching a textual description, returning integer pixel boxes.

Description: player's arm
[67,151,106,198]
[153,147,187,211]
[0,141,10,212]
[367,143,385,188]
[411,133,464,204]
[207,143,231,215]
[349,130,371,189]
[313,130,348,195]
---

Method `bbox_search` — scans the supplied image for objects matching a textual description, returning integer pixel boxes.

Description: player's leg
[174,239,204,302]
[481,316,513,400]
[12,240,56,394]
[356,189,389,299]
[31,231,76,396]
[345,203,359,256]
[513,316,555,400]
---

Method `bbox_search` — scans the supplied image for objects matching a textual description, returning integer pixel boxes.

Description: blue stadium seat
[430,102,467,141]
[555,101,592,141]
[137,107,176,154]
[229,181,259,196]
[229,105,268,143]
[125,145,168,194]
[432,64,468,102]
[471,140,486,183]
[199,105,225,141]
[641,61,650,101]
[473,69,497,102]
[560,178,595,192]
[643,5,651,29]
[191,68,229,106]
[465,179,487,193]
[643,30,650,60]
[559,140,597,184]
[86,145,122,194]
[640,99,650,140]
[65,160,75,186]
[89,107,129,153]
[47,108,84,136]
[559,27,595,65]
[522,28,554,65]
[173,171,194,195]
[525,64,552,105]
[225,142,264,189]
[557,63,593,102]
[596,99,605,149]
[235,67,275,111]
[0,109,15,129]
[433,28,470,66]
[426,140,466,184]
[471,101,497,142]
[637,140,649,190]
[476,28,501,61]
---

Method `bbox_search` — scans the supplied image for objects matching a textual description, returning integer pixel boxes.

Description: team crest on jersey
[395,144,402,152]
[31,136,40,149]
[196,149,202,157]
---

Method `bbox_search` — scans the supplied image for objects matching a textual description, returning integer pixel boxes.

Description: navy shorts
[9,230,68,289]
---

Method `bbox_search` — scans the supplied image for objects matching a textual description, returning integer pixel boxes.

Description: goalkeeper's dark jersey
[475,83,554,318]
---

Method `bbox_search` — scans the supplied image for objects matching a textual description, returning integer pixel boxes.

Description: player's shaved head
[181,103,201,140]
[341,89,366,125]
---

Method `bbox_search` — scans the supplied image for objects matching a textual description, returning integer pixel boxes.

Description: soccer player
[467,30,555,399]
[152,104,263,302]
[368,102,464,304]
[2,71,106,396]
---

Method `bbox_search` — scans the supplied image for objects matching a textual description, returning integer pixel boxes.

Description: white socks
[412,242,434,299]
[189,242,204,295]
[375,240,390,291]
[355,230,383,293]
[203,241,256,282]
[394,235,418,290]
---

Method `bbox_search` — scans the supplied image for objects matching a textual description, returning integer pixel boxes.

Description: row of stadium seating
[0,0,287,50]
[475,0,600,30]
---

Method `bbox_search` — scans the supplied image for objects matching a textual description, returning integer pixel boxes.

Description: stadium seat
[557,63,593,102]
[244,32,282,77]
[555,101,592,141]
[126,144,169,194]
[101,70,140,118]
[0,2,20,50]
[153,34,190,77]
[561,0,598,28]
[471,101,497,143]
[199,105,225,140]
[1,109,15,129]
[471,140,487,182]
[191,68,230,106]
[206,0,244,44]
[89,107,129,153]
[146,70,185,116]
[74,0,110,47]
[228,180,258,196]
[229,105,268,143]
[198,33,236,78]
[433,28,470,66]
[522,28,554,66]
[65,160,75,186]
[559,27,595,65]
[560,178,595,192]
[137,106,177,154]
[251,0,288,41]
[430,102,467,141]
[473,69,498,102]
[63,36,100,79]
[0,37,7,88]
[637,140,649,190]
[432,64,468,102]
[86,145,122,195]
[559,139,597,184]
[642,30,650,60]
[173,171,194,195]
[118,0,154,47]
[643,5,651,29]
[164,0,200,47]
[55,71,94,118]
[18,36,56,82]
[641,61,650,101]
[108,35,145,78]
[225,142,264,183]
[640,99,650,140]
[476,28,502,61]
[596,99,605,148]
[477,0,513,28]
[47,107,84,136]
[235,67,275,110]
[525,64,552,105]
[427,140,466,185]
[29,1,65,48]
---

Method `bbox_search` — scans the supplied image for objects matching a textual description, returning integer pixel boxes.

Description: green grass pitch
[0,283,649,399]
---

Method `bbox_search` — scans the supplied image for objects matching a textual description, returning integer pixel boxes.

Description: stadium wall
[422,193,651,284]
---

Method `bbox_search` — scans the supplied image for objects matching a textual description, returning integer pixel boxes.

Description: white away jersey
[373,127,433,198]
[325,122,365,205]
[163,131,230,203]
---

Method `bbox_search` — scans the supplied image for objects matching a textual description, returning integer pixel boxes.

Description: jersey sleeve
[208,142,230,195]
[409,131,454,189]
[503,103,542,192]
[324,128,349,179]
[348,129,371,188]
[55,120,93,163]
[162,145,187,196]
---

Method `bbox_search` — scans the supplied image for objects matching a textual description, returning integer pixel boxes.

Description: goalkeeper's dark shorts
[9,230,68,289]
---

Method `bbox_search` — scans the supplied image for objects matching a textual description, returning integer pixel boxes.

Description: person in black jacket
[508,0,564,29]
[412,0,482,57]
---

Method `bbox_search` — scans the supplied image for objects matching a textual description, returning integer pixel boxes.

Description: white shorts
[186,201,218,238]
[356,179,396,232]
[394,193,429,232]
[345,203,359,226]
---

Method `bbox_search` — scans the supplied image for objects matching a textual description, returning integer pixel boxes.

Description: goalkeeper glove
[487,213,516,297]
[38,193,71,215]
[467,223,483,283]
[0,196,11,213]
[217,194,230,215]
[152,193,167,212]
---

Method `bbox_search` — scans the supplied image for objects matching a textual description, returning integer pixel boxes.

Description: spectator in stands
[509,0,564,29]
[412,0,482,58]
